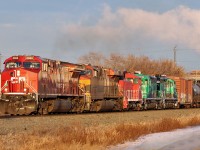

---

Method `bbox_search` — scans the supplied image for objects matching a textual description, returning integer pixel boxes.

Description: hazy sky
[1,0,200,71]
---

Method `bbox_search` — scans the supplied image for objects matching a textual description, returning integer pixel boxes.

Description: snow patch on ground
[110,126,200,150]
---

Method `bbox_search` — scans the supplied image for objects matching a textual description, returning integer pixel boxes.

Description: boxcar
[169,77,193,108]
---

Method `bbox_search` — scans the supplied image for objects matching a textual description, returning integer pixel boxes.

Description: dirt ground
[1,109,200,135]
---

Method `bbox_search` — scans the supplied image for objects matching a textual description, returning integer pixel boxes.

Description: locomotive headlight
[4,88,8,92]
[24,88,27,92]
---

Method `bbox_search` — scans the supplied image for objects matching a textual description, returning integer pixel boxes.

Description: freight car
[169,77,193,108]
[169,77,200,108]
[0,55,142,115]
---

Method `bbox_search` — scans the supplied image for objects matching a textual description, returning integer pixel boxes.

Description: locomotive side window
[84,69,92,75]
[23,62,40,69]
[133,78,138,84]
[126,78,133,82]
[6,62,21,68]
[94,70,98,77]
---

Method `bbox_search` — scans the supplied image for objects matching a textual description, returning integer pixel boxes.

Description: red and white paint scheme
[118,72,142,110]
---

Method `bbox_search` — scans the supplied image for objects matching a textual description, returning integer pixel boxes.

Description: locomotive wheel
[7,100,36,115]
[136,103,141,111]
[162,102,166,109]
[144,103,148,110]
[155,103,158,110]
[0,100,9,114]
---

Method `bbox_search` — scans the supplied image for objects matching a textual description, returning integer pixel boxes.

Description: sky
[1,0,200,71]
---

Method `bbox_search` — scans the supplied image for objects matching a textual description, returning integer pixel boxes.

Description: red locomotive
[118,72,142,110]
[0,55,142,115]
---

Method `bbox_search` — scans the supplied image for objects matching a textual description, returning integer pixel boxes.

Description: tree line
[78,52,185,77]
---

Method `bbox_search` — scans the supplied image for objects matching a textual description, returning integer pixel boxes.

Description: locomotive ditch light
[4,88,8,92]
[24,88,29,93]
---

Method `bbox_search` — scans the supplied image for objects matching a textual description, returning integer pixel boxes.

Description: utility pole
[173,46,177,69]
[173,46,177,64]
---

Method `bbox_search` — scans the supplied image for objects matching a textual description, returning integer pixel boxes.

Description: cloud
[0,23,15,28]
[56,5,200,54]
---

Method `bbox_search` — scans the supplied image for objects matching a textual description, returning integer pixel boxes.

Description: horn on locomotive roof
[134,71,141,74]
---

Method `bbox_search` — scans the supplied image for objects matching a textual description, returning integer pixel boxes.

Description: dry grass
[1,115,200,150]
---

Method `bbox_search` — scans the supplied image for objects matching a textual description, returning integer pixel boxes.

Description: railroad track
[0,108,197,120]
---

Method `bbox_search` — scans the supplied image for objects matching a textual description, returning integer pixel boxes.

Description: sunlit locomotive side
[0,55,185,116]
[0,55,85,115]
[0,55,144,115]
[135,73,178,109]
[155,75,178,108]
[79,66,124,112]
[118,72,142,110]
[79,66,142,112]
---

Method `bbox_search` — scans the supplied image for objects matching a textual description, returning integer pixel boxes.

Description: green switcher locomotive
[135,73,177,110]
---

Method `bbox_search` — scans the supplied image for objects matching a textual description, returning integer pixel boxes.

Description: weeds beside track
[1,109,200,150]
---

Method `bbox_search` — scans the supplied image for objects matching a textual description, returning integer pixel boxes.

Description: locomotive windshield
[6,62,21,68]
[23,62,40,69]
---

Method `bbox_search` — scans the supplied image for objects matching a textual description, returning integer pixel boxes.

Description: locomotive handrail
[78,84,86,93]
[1,80,8,91]
[24,82,37,93]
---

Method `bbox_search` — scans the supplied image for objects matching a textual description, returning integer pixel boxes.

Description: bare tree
[104,53,126,71]
[78,52,186,76]
[78,51,106,66]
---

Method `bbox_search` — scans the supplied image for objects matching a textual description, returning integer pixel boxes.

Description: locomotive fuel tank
[90,100,115,112]
[46,99,72,113]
